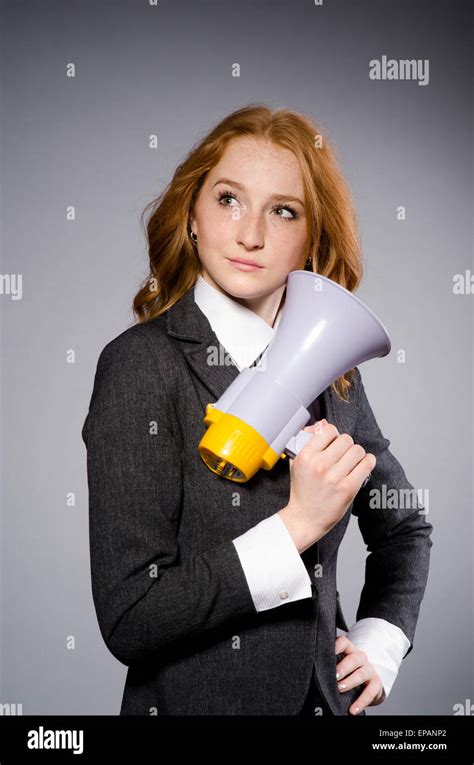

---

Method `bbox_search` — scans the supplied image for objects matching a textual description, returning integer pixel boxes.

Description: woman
[82,104,433,716]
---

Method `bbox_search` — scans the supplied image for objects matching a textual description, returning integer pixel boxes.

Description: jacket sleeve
[350,367,433,658]
[82,329,257,666]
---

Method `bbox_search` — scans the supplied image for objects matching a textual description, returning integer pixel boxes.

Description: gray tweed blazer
[81,285,433,715]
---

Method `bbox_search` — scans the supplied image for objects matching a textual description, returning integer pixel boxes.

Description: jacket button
[279,590,289,600]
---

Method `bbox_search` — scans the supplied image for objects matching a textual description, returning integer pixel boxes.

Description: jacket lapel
[166,286,242,402]
[165,284,342,429]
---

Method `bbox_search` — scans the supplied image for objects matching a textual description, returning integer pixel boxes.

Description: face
[189,136,308,322]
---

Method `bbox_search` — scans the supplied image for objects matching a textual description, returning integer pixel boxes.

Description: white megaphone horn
[198,270,391,483]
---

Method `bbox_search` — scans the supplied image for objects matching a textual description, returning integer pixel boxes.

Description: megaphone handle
[283,429,313,459]
[283,429,372,488]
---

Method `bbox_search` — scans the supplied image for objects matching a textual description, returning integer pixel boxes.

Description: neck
[199,271,286,327]
[232,285,286,327]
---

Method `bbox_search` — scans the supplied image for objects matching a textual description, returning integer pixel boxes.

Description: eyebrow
[212,177,305,207]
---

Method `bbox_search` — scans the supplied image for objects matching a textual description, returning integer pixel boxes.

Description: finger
[321,432,358,466]
[302,419,327,435]
[330,442,370,482]
[344,453,377,492]
[370,685,386,705]
[299,421,340,455]
[349,677,383,715]
[335,635,357,655]
[337,661,370,691]
[336,650,368,682]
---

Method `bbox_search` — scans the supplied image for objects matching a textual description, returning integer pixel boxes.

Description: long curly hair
[133,103,363,402]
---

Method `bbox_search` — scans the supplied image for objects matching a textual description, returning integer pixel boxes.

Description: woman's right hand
[278,419,376,553]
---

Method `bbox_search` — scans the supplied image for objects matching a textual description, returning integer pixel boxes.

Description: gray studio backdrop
[1,0,472,715]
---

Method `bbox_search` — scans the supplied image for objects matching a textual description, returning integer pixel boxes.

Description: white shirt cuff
[343,617,411,703]
[232,512,313,611]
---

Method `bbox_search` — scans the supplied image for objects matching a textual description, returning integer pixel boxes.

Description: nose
[235,210,265,251]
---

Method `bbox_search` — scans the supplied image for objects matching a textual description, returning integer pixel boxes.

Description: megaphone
[198,270,391,483]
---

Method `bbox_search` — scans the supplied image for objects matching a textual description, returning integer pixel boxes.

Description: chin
[216,272,272,299]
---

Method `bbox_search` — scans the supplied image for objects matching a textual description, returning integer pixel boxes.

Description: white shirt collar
[193,274,284,370]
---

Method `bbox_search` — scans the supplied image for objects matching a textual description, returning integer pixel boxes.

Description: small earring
[190,230,197,243]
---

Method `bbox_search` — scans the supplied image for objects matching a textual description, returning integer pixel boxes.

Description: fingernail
[352,706,360,715]
[336,672,340,680]
[338,683,346,690]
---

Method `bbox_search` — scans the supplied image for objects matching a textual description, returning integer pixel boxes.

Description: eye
[272,204,298,220]
[217,190,239,206]
[216,190,299,221]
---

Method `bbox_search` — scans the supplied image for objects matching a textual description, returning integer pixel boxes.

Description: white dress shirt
[193,274,411,704]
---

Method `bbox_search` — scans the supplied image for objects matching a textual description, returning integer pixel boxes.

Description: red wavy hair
[133,103,363,402]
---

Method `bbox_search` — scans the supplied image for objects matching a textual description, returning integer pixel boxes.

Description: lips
[229,258,263,267]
